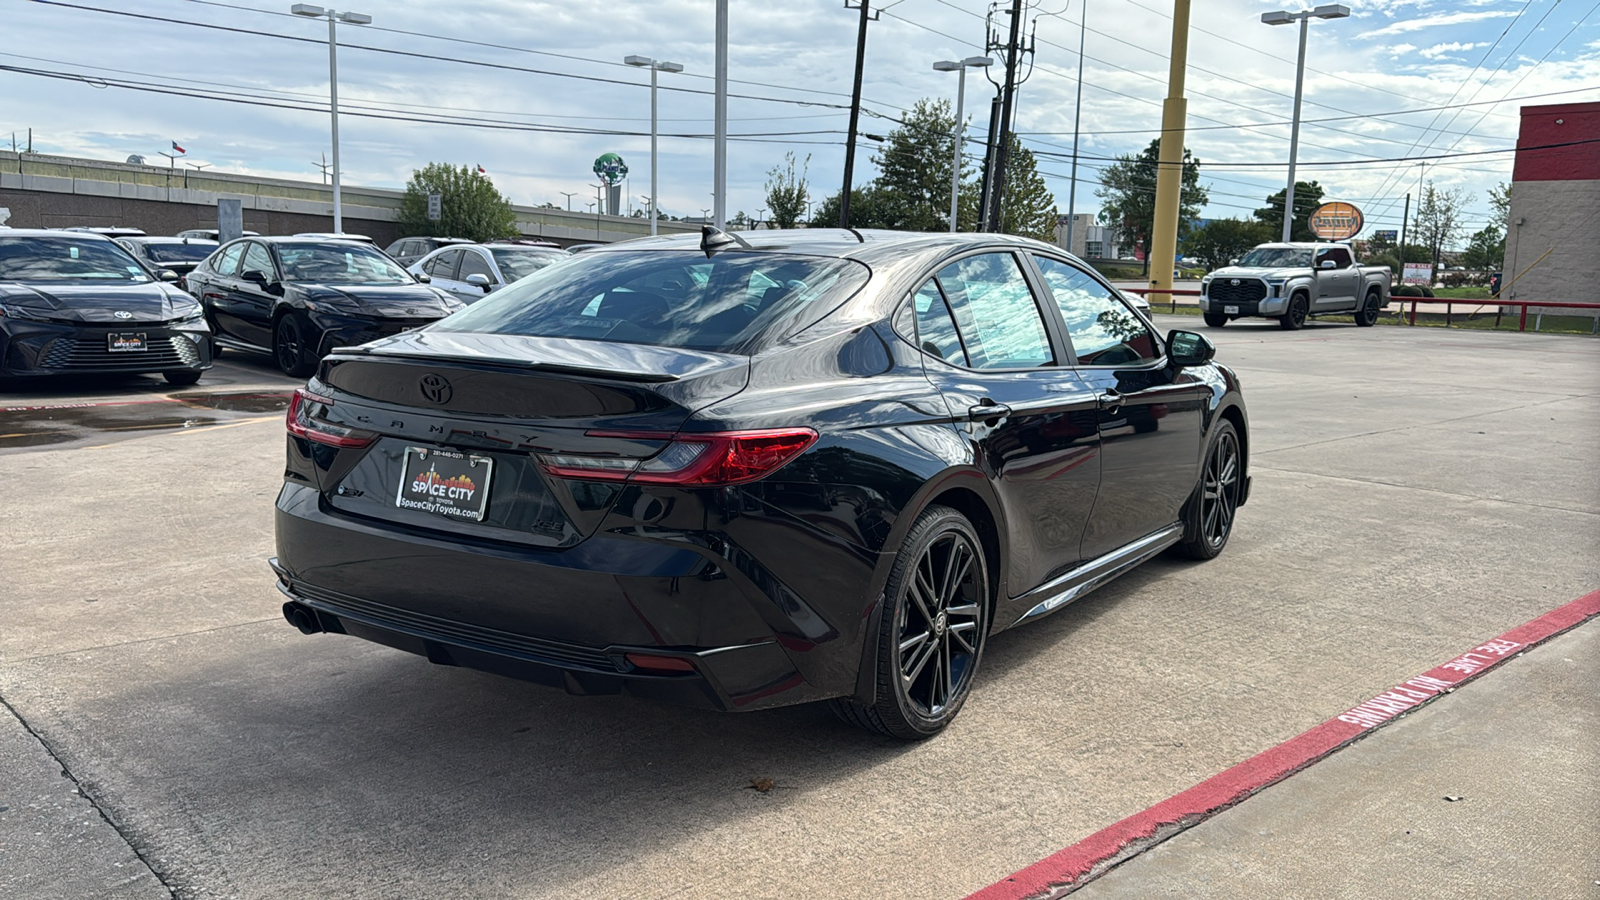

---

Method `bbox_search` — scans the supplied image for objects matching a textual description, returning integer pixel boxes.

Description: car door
[198,241,248,344]
[907,251,1103,595]
[423,248,465,297]
[1312,246,1358,310]
[1031,254,1210,560]
[453,248,498,303]
[231,241,281,349]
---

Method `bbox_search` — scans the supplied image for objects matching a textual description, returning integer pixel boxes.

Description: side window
[907,279,967,367]
[934,253,1054,369]
[425,249,460,278]
[1318,247,1352,269]
[240,242,275,278]
[458,249,494,282]
[213,242,245,276]
[1035,256,1159,366]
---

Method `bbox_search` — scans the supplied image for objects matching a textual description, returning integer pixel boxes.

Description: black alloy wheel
[1279,295,1308,330]
[1355,290,1382,327]
[274,313,317,378]
[831,505,990,740]
[1203,312,1228,328]
[1173,420,1242,560]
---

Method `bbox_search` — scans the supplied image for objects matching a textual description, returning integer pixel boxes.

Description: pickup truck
[1199,242,1391,330]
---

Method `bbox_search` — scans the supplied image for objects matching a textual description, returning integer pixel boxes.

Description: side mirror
[1167,330,1215,368]
[465,273,493,292]
[157,268,180,283]
[413,271,431,283]
[242,269,270,285]
[1319,259,1337,269]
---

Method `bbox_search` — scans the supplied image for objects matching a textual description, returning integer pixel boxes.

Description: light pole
[934,56,992,233]
[560,191,579,211]
[1262,4,1349,242]
[292,4,372,235]
[624,56,684,236]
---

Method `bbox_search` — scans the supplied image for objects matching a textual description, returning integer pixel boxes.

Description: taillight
[536,428,817,487]
[285,388,377,449]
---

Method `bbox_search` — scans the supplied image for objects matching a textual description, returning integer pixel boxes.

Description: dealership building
[1501,101,1599,315]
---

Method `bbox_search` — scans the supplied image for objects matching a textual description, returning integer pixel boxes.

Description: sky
[3,0,1598,243]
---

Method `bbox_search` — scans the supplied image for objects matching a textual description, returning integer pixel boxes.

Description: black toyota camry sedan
[186,236,463,377]
[0,230,211,386]
[271,228,1249,739]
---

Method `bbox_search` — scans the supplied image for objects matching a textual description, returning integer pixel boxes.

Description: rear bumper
[273,482,871,711]
[0,319,212,376]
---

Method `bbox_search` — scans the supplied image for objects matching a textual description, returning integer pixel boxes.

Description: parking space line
[968,588,1600,900]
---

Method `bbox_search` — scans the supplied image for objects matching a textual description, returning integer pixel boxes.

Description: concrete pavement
[0,319,1595,899]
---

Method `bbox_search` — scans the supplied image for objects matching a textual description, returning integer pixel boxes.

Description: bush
[1394,284,1422,297]
[1419,286,1435,298]
[1442,271,1471,288]
[1368,253,1400,275]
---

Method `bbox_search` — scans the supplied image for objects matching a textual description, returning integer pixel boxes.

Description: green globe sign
[593,153,629,186]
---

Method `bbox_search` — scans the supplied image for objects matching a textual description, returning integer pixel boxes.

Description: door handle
[968,401,1011,422]
[1098,390,1123,413]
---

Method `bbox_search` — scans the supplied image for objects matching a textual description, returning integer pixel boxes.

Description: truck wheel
[1203,312,1228,328]
[1355,290,1381,327]
[1279,295,1308,331]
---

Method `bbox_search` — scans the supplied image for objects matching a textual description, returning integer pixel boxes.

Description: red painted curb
[968,589,1600,900]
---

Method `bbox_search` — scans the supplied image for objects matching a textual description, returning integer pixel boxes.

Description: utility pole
[1147,0,1192,308]
[1399,191,1410,289]
[982,0,1024,233]
[713,0,728,229]
[1064,0,1088,253]
[838,0,876,229]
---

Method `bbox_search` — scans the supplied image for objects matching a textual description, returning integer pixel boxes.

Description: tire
[1203,312,1228,328]
[1278,294,1308,330]
[1355,291,1381,327]
[829,505,991,740]
[163,370,203,386]
[274,313,318,378]
[1171,420,1243,560]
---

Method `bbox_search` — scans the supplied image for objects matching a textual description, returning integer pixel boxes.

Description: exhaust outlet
[282,601,323,635]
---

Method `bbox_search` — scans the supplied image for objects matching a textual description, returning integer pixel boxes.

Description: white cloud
[1419,41,1489,59]
[1389,42,1419,56]
[1359,9,1520,38]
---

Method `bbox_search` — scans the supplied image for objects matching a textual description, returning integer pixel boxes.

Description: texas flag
[171,141,186,154]
[476,164,487,175]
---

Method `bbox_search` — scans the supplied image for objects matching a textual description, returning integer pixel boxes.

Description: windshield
[145,243,218,264]
[1236,247,1313,268]
[432,250,871,354]
[278,243,413,284]
[0,236,151,283]
[490,248,565,282]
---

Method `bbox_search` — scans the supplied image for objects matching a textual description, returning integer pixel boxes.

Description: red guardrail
[1122,286,1600,332]
[1407,297,1600,332]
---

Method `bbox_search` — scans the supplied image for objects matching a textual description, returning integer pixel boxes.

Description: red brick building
[1501,102,1600,312]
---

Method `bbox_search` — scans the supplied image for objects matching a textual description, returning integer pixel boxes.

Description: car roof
[582,227,1059,267]
[0,228,115,240]
[119,236,220,245]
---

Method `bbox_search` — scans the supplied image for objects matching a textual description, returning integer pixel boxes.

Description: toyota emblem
[1229,279,1240,286]
[419,373,453,404]
[113,310,134,319]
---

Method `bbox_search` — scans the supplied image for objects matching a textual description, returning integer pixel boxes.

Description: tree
[1488,181,1511,232]
[1253,180,1325,242]
[1095,138,1208,275]
[1186,218,1273,271]
[990,136,1057,240]
[396,162,518,242]
[1411,181,1469,272]
[811,185,912,231]
[1460,225,1504,270]
[872,98,965,232]
[764,152,811,230]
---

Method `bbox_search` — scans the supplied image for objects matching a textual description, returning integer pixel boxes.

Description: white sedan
[408,242,567,304]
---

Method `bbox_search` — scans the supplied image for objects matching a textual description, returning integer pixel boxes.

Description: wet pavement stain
[0,390,291,451]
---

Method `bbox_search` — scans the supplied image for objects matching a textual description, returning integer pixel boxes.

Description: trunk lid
[305,332,749,547]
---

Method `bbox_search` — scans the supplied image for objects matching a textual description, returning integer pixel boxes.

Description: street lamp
[1261,4,1348,242]
[624,55,684,236]
[933,56,992,233]
[560,191,579,211]
[292,4,372,235]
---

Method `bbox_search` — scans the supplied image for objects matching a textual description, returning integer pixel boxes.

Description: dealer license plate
[1223,305,1239,315]
[107,332,148,352]
[395,447,493,522]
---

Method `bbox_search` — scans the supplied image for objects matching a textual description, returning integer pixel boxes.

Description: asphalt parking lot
[2,320,1596,899]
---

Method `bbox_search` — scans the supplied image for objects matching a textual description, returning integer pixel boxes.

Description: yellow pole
[1148,0,1191,309]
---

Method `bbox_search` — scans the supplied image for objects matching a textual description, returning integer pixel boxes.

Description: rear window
[431,250,870,354]
[145,243,217,263]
